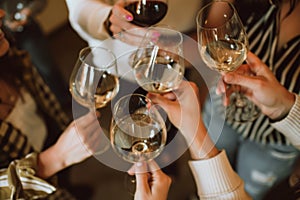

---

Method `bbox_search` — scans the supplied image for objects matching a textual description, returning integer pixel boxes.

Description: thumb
[134,162,150,193]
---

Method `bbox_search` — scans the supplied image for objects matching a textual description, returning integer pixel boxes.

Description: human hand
[220,51,295,120]
[106,0,148,45]
[148,81,219,159]
[147,81,201,142]
[128,160,171,200]
[37,111,108,178]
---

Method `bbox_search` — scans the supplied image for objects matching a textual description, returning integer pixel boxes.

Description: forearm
[189,150,251,200]
[186,121,251,199]
[271,94,300,148]
[36,145,67,179]
[66,0,112,40]
[187,121,219,160]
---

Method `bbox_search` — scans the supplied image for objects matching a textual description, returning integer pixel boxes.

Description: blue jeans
[203,95,299,200]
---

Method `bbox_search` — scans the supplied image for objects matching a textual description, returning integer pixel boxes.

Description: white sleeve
[65,0,112,43]
[188,150,252,200]
[271,94,300,149]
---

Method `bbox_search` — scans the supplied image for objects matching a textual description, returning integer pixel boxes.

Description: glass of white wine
[132,25,185,94]
[110,93,167,195]
[196,0,260,122]
[69,46,120,110]
[69,46,119,156]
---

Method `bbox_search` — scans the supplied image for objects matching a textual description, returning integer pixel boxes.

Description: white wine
[94,72,119,108]
[200,39,247,72]
[134,56,184,93]
[111,113,166,163]
[70,71,119,108]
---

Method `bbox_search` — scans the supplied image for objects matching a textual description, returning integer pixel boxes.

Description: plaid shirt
[0,48,75,199]
[0,48,70,164]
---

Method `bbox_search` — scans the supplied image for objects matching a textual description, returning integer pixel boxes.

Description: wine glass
[69,46,120,110]
[69,47,119,155]
[196,0,260,122]
[132,25,185,93]
[110,93,167,195]
[124,0,168,27]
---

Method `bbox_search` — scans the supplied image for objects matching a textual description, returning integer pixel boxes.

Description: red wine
[125,1,168,27]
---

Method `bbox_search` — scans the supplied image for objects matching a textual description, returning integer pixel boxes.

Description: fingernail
[126,15,133,21]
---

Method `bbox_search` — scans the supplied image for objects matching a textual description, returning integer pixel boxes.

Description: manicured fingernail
[136,162,143,167]
[126,15,133,21]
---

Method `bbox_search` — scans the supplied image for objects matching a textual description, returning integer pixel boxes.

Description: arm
[148,81,251,199]
[222,51,300,148]
[270,95,300,148]
[37,111,107,179]
[65,0,146,45]
[65,0,113,41]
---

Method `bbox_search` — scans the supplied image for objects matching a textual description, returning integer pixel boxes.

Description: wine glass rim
[144,25,183,46]
[78,46,117,70]
[196,0,238,30]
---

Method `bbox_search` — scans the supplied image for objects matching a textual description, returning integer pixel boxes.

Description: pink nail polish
[152,31,160,38]
[126,15,133,21]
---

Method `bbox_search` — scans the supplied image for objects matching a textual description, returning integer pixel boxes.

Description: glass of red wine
[124,0,168,27]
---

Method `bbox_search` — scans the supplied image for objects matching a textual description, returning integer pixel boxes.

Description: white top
[189,95,300,199]
[189,150,252,200]
[6,88,47,151]
[271,94,300,148]
[65,0,202,47]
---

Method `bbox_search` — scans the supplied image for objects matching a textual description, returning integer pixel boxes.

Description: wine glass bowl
[110,94,167,163]
[69,46,120,110]
[132,26,185,93]
[124,0,168,27]
[197,0,248,73]
[196,0,260,122]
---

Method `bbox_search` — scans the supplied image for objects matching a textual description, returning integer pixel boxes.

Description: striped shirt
[226,4,300,145]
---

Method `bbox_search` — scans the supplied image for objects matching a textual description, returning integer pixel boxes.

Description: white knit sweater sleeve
[188,150,252,200]
[271,94,300,149]
[65,0,112,43]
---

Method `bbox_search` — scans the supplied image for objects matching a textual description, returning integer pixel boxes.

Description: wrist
[184,121,219,160]
[270,92,295,121]
[37,145,66,179]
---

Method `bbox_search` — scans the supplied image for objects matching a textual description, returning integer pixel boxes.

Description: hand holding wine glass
[106,0,168,45]
[196,0,260,122]
[127,160,172,200]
